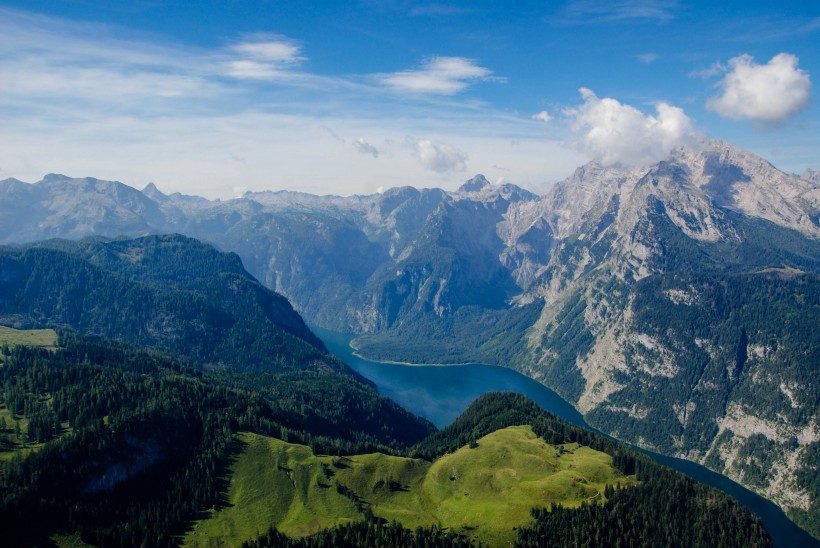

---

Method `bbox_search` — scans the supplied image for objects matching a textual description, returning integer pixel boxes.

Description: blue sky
[0,1,817,198]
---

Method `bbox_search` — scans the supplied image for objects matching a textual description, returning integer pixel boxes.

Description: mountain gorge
[1,140,818,537]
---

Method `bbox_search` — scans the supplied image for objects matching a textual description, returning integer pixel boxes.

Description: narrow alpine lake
[315,327,819,548]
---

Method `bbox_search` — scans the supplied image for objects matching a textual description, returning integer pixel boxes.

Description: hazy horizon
[1,1,817,199]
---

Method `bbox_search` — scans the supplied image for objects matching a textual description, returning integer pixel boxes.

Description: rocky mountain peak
[458,174,491,193]
[803,168,820,185]
[39,173,73,184]
[141,182,168,202]
[542,161,643,239]
[670,140,820,238]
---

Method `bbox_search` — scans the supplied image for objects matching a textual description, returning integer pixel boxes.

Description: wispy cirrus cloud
[224,35,305,80]
[353,138,380,158]
[0,6,586,198]
[379,56,497,95]
[637,52,659,64]
[557,0,679,24]
[804,16,820,32]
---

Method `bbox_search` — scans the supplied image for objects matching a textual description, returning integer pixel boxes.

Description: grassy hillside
[185,426,636,546]
[0,327,63,461]
[0,334,434,546]
[0,325,57,351]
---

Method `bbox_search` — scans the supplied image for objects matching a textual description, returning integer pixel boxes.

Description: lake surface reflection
[315,327,817,548]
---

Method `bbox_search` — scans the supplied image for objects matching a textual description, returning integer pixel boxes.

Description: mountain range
[0,236,774,546]
[1,139,818,538]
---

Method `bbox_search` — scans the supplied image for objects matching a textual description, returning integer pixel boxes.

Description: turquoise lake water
[314,326,818,548]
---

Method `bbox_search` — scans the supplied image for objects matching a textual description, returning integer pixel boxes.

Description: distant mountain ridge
[0,234,329,371]
[1,140,818,536]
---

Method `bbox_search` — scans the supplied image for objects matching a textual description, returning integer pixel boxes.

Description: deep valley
[0,140,817,546]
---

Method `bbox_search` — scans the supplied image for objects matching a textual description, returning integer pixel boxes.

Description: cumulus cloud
[226,35,304,80]
[353,138,379,158]
[706,53,811,125]
[412,139,468,173]
[532,110,552,123]
[380,56,494,95]
[566,88,699,166]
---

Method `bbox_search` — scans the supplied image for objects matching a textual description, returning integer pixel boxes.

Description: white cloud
[225,36,304,80]
[689,61,726,80]
[230,39,303,63]
[532,111,552,123]
[637,53,659,64]
[560,0,679,23]
[412,139,468,173]
[353,138,380,158]
[0,7,584,198]
[226,60,288,80]
[380,56,494,95]
[566,88,700,166]
[706,53,811,125]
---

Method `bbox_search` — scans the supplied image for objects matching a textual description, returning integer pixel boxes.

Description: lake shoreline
[348,337,495,367]
[314,325,819,548]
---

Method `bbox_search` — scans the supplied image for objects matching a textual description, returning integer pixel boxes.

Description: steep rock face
[675,142,820,238]
[351,191,521,329]
[542,162,642,240]
[38,175,165,239]
[516,142,819,532]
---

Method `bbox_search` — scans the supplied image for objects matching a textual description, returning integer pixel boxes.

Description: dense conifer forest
[0,337,774,546]
[0,332,436,545]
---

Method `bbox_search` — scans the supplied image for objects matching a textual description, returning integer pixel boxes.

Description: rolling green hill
[185,426,636,546]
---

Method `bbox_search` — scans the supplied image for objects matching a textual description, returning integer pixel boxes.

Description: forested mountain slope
[0,334,435,546]
[0,234,326,371]
[0,234,437,461]
[0,338,774,548]
[513,148,820,535]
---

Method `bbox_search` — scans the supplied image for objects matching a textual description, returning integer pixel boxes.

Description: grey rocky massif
[1,139,818,533]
